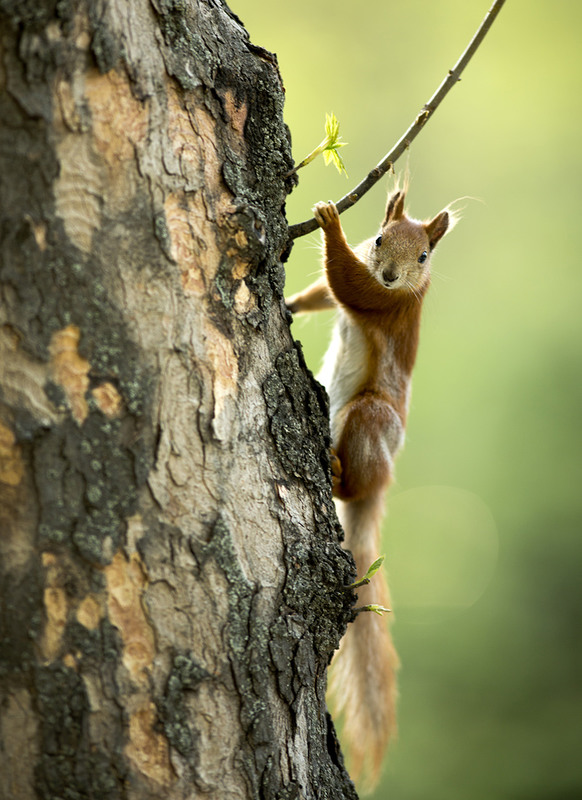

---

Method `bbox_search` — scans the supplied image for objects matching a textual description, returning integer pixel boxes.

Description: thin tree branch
[287,0,507,240]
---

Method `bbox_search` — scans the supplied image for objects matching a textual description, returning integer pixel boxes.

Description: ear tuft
[383,190,406,225]
[425,210,449,250]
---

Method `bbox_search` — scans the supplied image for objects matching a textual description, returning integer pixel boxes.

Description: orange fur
[286,275,335,314]
[287,189,451,791]
[330,494,399,792]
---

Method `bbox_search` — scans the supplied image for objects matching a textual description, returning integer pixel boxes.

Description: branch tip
[287,0,507,241]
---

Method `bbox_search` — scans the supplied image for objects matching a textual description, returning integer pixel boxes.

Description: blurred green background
[233,1,581,797]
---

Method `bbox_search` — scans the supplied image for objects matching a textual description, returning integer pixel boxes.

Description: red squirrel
[286,189,451,790]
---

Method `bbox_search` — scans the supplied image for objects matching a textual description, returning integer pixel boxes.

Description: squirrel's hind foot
[330,447,342,490]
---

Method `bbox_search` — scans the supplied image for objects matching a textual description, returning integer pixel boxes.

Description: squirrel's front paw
[313,201,340,229]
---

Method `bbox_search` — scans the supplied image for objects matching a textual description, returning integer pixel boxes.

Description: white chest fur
[318,309,409,458]
[318,311,368,442]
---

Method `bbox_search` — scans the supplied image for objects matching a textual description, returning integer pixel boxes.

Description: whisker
[429,267,452,284]
[402,276,422,305]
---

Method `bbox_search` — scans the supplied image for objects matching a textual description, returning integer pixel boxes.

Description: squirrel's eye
[418,250,428,264]
[375,235,382,247]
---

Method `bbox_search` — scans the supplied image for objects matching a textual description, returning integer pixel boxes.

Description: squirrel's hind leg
[333,393,401,502]
[286,275,335,315]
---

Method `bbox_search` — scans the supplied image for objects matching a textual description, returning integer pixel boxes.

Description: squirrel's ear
[425,210,449,250]
[383,190,406,225]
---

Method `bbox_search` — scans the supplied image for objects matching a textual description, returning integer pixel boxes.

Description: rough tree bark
[0,1,358,799]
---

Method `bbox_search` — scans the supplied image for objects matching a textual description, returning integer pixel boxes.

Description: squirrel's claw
[313,201,340,228]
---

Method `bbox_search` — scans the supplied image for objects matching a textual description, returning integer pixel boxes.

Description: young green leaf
[285,112,348,177]
[322,112,348,176]
[363,555,385,581]
[347,555,385,590]
[355,604,392,616]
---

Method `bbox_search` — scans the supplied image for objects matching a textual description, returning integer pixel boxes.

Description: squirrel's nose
[382,267,399,285]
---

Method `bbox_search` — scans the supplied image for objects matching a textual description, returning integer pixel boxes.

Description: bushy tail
[328,494,399,793]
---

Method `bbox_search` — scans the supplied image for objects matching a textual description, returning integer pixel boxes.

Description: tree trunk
[0,1,358,798]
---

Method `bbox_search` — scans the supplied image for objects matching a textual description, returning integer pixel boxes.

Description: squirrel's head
[365,190,450,294]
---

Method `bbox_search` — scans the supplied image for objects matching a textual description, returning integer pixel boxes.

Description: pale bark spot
[166,82,204,184]
[229,231,253,296]
[104,551,155,686]
[76,594,103,630]
[75,31,91,50]
[25,215,47,250]
[0,690,39,800]
[222,88,248,139]
[192,104,234,222]
[125,513,145,554]
[233,279,255,314]
[41,587,68,661]
[55,77,85,131]
[0,421,24,487]
[0,326,58,426]
[92,381,124,418]
[84,68,149,166]
[145,352,209,518]
[49,325,90,424]
[165,94,238,301]
[105,551,175,786]
[234,229,248,249]
[126,705,175,787]
[62,653,79,670]
[53,68,148,233]
[39,552,82,661]
[192,683,244,789]
[203,320,239,441]
[54,134,104,253]
[41,552,57,568]
[164,192,206,297]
